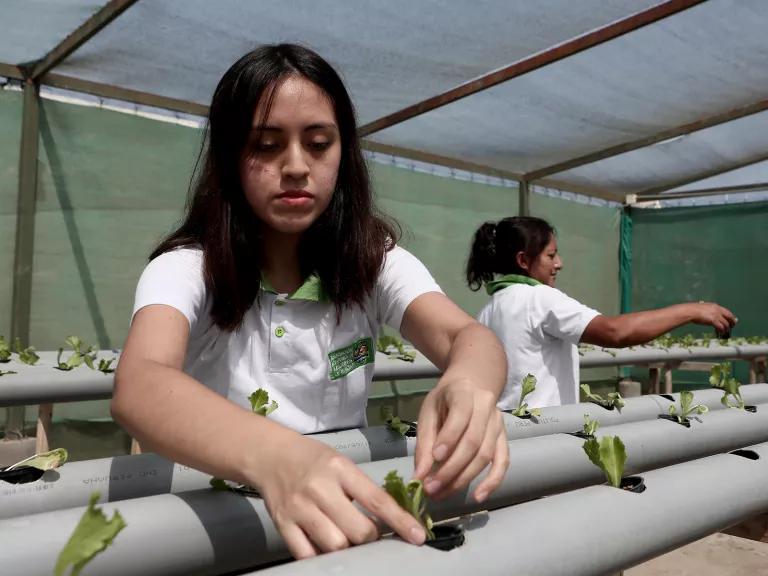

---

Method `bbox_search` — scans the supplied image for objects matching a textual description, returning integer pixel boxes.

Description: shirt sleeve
[376,246,444,331]
[132,248,207,330]
[533,285,600,345]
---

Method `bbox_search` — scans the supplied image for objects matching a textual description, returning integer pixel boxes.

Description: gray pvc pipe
[3,389,767,519]
[0,425,414,519]
[256,442,768,576]
[3,408,768,575]
[503,383,768,439]
[3,345,766,405]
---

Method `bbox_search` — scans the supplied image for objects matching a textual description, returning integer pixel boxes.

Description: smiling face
[239,75,342,239]
[518,234,563,287]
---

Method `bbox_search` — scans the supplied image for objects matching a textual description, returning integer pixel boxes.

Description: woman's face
[239,75,341,238]
[528,235,563,287]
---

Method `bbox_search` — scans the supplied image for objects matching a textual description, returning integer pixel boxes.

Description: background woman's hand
[255,434,426,559]
[690,302,737,336]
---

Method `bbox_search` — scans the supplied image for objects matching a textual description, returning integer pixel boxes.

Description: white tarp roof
[2,0,767,202]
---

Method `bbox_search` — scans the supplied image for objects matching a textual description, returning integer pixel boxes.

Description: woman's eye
[255,141,279,152]
[308,141,331,151]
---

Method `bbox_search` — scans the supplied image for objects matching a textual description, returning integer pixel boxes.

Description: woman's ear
[516,251,529,271]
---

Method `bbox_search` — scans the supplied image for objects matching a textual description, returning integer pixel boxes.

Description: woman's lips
[276,190,313,207]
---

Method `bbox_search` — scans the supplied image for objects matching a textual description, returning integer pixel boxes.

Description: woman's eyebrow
[250,123,337,132]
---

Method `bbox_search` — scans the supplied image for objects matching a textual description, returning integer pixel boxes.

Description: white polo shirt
[132,245,442,434]
[477,283,600,410]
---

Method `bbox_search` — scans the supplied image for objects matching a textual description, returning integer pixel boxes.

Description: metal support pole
[518,179,530,216]
[6,79,40,439]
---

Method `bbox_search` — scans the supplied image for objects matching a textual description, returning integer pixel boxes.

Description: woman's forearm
[583,303,698,348]
[440,322,507,395]
[112,359,301,488]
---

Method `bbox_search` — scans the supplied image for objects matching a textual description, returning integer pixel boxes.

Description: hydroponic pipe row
[3,388,768,519]
[257,442,768,576]
[2,408,767,575]
[2,344,767,406]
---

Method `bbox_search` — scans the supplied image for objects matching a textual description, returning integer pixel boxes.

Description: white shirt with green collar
[132,246,442,434]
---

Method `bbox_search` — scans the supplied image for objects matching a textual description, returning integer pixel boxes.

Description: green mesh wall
[31,99,202,350]
[630,202,768,387]
[0,90,21,340]
[371,162,519,316]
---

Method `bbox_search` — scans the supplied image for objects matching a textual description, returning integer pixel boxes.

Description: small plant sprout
[6,448,68,471]
[381,405,412,437]
[511,374,541,418]
[580,384,626,412]
[13,337,40,365]
[383,470,434,540]
[376,334,416,362]
[582,415,600,438]
[54,492,126,576]
[668,390,709,424]
[97,358,116,374]
[0,336,10,362]
[54,336,98,371]
[582,435,627,489]
[709,362,745,410]
[248,388,278,416]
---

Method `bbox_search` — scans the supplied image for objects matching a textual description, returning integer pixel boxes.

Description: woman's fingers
[279,521,320,560]
[431,410,504,499]
[472,424,510,502]
[343,467,426,546]
[414,395,438,479]
[314,486,380,546]
[429,392,473,466]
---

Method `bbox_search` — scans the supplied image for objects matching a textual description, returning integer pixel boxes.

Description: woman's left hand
[413,377,509,503]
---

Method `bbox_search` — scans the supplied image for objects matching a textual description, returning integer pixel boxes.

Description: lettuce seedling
[54,492,126,576]
[96,358,116,374]
[580,384,625,412]
[54,336,98,371]
[377,334,416,362]
[582,415,600,438]
[383,470,434,540]
[12,337,40,365]
[582,435,627,488]
[6,448,68,471]
[248,388,278,416]
[511,374,541,418]
[709,362,745,410]
[668,390,709,424]
[380,405,412,437]
[0,336,10,362]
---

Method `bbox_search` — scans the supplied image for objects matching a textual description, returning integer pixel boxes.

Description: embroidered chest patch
[328,337,375,380]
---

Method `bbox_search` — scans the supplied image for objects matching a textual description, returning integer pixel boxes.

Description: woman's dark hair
[152,44,398,330]
[466,216,555,291]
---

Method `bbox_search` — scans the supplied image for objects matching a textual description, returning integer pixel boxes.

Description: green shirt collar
[261,273,330,302]
[485,273,542,295]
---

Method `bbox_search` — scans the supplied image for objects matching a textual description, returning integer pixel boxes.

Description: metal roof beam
[0,62,23,80]
[637,153,768,196]
[631,181,768,202]
[358,0,708,137]
[526,97,768,181]
[361,140,619,201]
[40,73,209,117]
[22,0,139,81]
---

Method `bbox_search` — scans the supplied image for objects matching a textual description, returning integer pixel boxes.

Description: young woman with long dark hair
[467,216,736,409]
[113,44,508,559]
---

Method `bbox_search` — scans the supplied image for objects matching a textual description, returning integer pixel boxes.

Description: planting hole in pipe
[745,405,758,413]
[660,394,675,402]
[620,475,646,493]
[657,414,691,428]
[729,449,760,461]
[567,431,594,440]
[425,525,465,551]
[0,466,45,484]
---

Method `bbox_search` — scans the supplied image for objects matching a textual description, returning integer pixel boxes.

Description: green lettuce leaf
[583,435,627,488]
[248,388,278,416]
[7,448,68,471]
[54,492,126,576]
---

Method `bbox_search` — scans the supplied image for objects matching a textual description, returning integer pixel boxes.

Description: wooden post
[35,403,53,453]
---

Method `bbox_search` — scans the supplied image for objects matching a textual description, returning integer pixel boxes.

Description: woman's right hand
[254,435,426,559]
[690,302,737,336]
